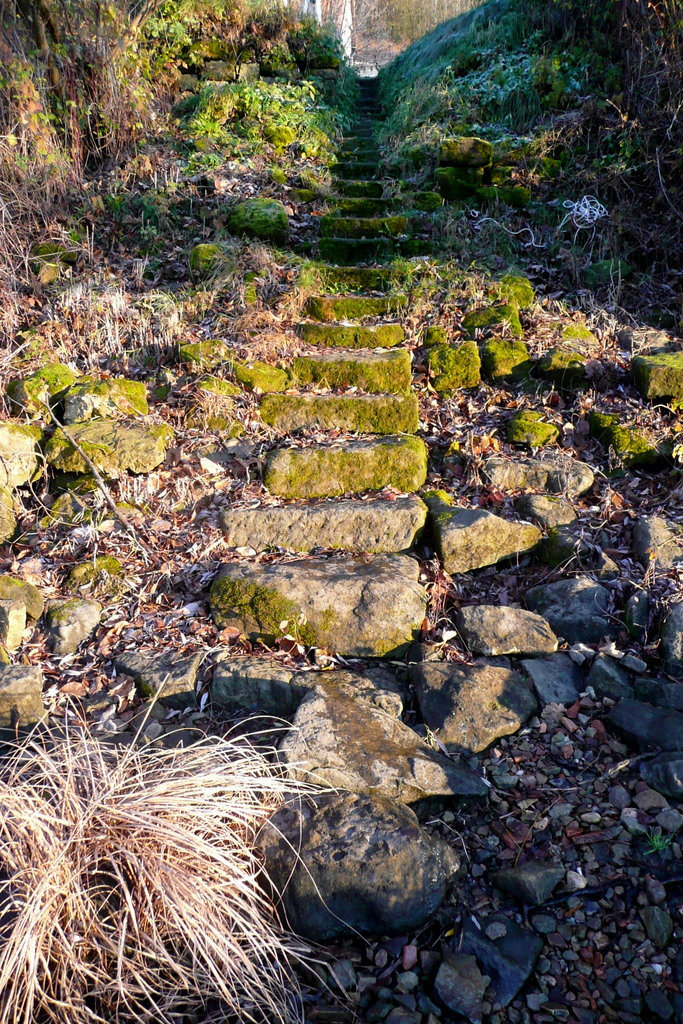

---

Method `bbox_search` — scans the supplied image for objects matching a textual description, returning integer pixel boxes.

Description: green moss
[264,124,296,150]
[299,323,405,348]
[314,266,394,292]
[539,526,583,568]
[45,421,173,477]
[63,378,149,418]
[210,577,316,644]
[588,411,664,470]
[537,347,586,388]
[7,363,78,416]
[422,488,455,508]
[234,361,289,393]
[332,197,391,217]
[463,304,523,339]
[189,243,224,278]
[439,137,493,168]
[495,272,535,309]
[179,339,230,369]
[259,394,419,433]
[0,575,43,619]
[414,191,443,212]
[67,556,123,591]
[336,181,383,198]
[428,341,481,394]
[38,491,91,529]
[319,238,393,264]
[320,215,408,240]
[423,326,448,347]
[632,351,683,402]
[198,375,241,397]
[264,435,428,499]
[305,293,406,322]
[508,409,559,447]
[481,337,533,383]
[290,188,317,203]
[559,323,596,344]
[435,167,480,201]
[583,259,633,287]
[476,185,531,209]
[228,198,288,242]
[292,350,411,394]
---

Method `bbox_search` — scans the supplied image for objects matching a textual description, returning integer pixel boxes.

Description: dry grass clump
[0,727,312,1024]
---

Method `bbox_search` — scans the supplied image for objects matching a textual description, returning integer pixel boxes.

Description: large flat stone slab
[0,664,45,731]
[45,419,173,477]
[259,393,419,434]
[292,348,411,393]
[210,554,427,657]
[483,455,594,498]
[429,499,540,574]
[632,350,683,402]
[299,322,405,348]
[220,494,427,553]
[456,605,557,656]
[263,435,428,499]
[412,660,537,753]
[305,294,405,322]
[525,577,614,643]
[280,676,487,802]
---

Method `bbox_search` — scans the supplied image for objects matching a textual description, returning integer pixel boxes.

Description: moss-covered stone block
[332,160,378,179]
[189,243,224,278]
[179,339,230,369]
[0,488,16,544]
[197,375,241,397]
[292,349,411,394]
[481,337,533,383]
[423,326,448,348]
[414,191,443,212]
[234,361,289,393]
[428,342,481,394]
[336,180,384,199]
[583,259,632,287]
[320,215,408,240]
[264,435,428,499]
[305,294,405,322]
[463,304,523,339]
[228,198,288,242]
[62,377,148,423]
[0,575,43,620]
[319,237,393,264]
[439,137,493,168]
[332,197,392,217]
[632,351,683,402]
[588,411,665,470]
[559,322,597,345]
[290,188,317,203]
[435,167,479,201]
[45,420,173,478]
[537,347,586,389]
[508,410,559,447]
[7,363,78,417]
[260,394,419,434]
[299,323,405,349]
[315,266,394,292]
[67,556,123,592]
[495,271,535,309]
[476,185,531,209]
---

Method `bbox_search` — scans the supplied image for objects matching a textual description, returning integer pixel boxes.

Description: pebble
[633,788,668,812]
[396,972,419,993]
[485,921,507,940]
[655,808,682,833]
[608,784,631,809]
[580,812,602,825]
[566,870,588,890]
[569,643,595,665]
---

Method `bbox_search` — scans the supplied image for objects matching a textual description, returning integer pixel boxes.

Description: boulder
[7,363,78,417]
[607,698,683,752]
[280,676,487,802]
[633,516,683,569]
[114,650,202,710]
[520,653,583,706]
[439,137,493,168]
[210,554,427,657]
[482,455,594,498]
[458,916,543,1007]
[0,599,26,650]
[491,861,564,905]
[228,198,288,242]
[0,423,41,489]
[456,605,558,656]
[427,342,481,393]
[412,660,537,753]
[0,664,45,730]
[514,493,576,530]
[462,304,522,339]
[428,498,540,574]
[641,753,683,799]
[525,577,613,642]
[45,419,173,477]
[62,378,148,423]
[537,347,586,389]
[632,350,683,402]
[0,576,44,620]
[660,603,683,673]
[220,494,428,553]
[507,409,558,447]
[259,791,460,941]
[586,653,634,699]
[46,598,101,655]
[0,487,16,544]
[480,337,533,383]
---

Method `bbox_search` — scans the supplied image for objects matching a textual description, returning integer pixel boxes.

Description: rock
[515,493,577,530]
[525,577,613,642]
[656,807,682,833]
[507,409,559,447]
[46,598,101,655]
[459,915,543,1007]
[235,361,289,393]
[259,791,460,941]
[495,271,535,310]
[640,907,673,950]
[482,455,594,498]
[114,650,202,710]
[0,599,26,650]
[67,556,123,594]
[228,198,288,242]
[480,337,533,383]
[608,785,631,809]
[210,554,427,657]
[292,348,412,393]
[0,576,44,620]
[462,304,523,339]
[427,341,481,393]
[607,699,683,752]
[189,243,226,277]
[537,347,587,389]
[589,412,663,470]
[305,294,406,322]
[427,498,540,574]
[439,136,493,167]
[434,953,486,1024]
[633,786,668,811]
[259,393,419,434]
[220,494,428,553]
[641,753,683,798]
[7,363,78,416]
[644,988,674,1021]
[625,590,649,639]
[45,420,173,478]
[634,676,683,711]
[632,350,683,402]
[491,861,564,905]
[179,339,230,369]
[280,676,487,802]
[62,378,148,423]
[520,653,583,706]
[300,322,405,349]
[0,423,41,489]
[456,605,557,656]
[411,660,537,753]
[586,654,634,699]
[0,488,16,544]
[659,603,683,672]
[263,436,428,499]
[0,664,45,730]
[538,524,590,569]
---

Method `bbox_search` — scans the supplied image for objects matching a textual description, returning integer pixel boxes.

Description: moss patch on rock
[305,294,406,322]
[292,349,411,394]
[632,351,683,402]
[481,337,533,383]
[494,272,535,309]
[0,575,44,620]
[189,243,224,278]
[428,341,481,394]
[583,259,632,287]
[335,180,383,198]
[299,323,405,348]
[67,556,123,592]
[210,577,316,644]
[320,215,408,240]
[45,420,173,478]
[197,375,241,397]
[62,378,148,423]
[228,198,288,242]
[179,339,230,369]
[234,361,289,393]
[588,411,665,470]
[508,410,559,447]
[537,347,586,389]
[423,326,448,347]
[463,304,523,339]
[439,137,493,168]
[7,363,78,417]
[260,394,419,434]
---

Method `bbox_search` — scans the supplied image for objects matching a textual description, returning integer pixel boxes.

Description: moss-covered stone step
[292,349,412,394]
[305,293,406,322]
[264,435,428,498]
[632,350,683,402]
[45,419,173,478]
[339,146,381,162]
[428,341,481,394]
[320,215,409,240]
[332,161,379,180]
[259,393,419,434]
[210,554,426,656]
[588,411,666,470]
[220,493,428,553]
[537,347,587,389]
[314,266,396,292]
[319,237,393,264]
[329,197,393,217]
[335,180,384,199]
[299,323,405,349]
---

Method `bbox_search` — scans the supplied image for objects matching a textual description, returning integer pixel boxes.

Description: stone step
[314,266,396,292]
[259,393,419,434]
[305,293,406,321]
[292,348,412,393]
[343,130,376,142]
[220,493,428,553]
[329,197,393,217]
[320,215,408,240]
[319,237,393,263]
[336,180,384,198]
[264,435,428,498]
[332,161,379,180]
[299,322,405,348]
[210,553,426,657]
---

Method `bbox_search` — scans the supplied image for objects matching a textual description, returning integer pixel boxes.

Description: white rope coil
[559,195,608,230]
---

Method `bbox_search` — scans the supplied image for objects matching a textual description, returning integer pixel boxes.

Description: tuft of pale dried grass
[0,726,312,1024]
